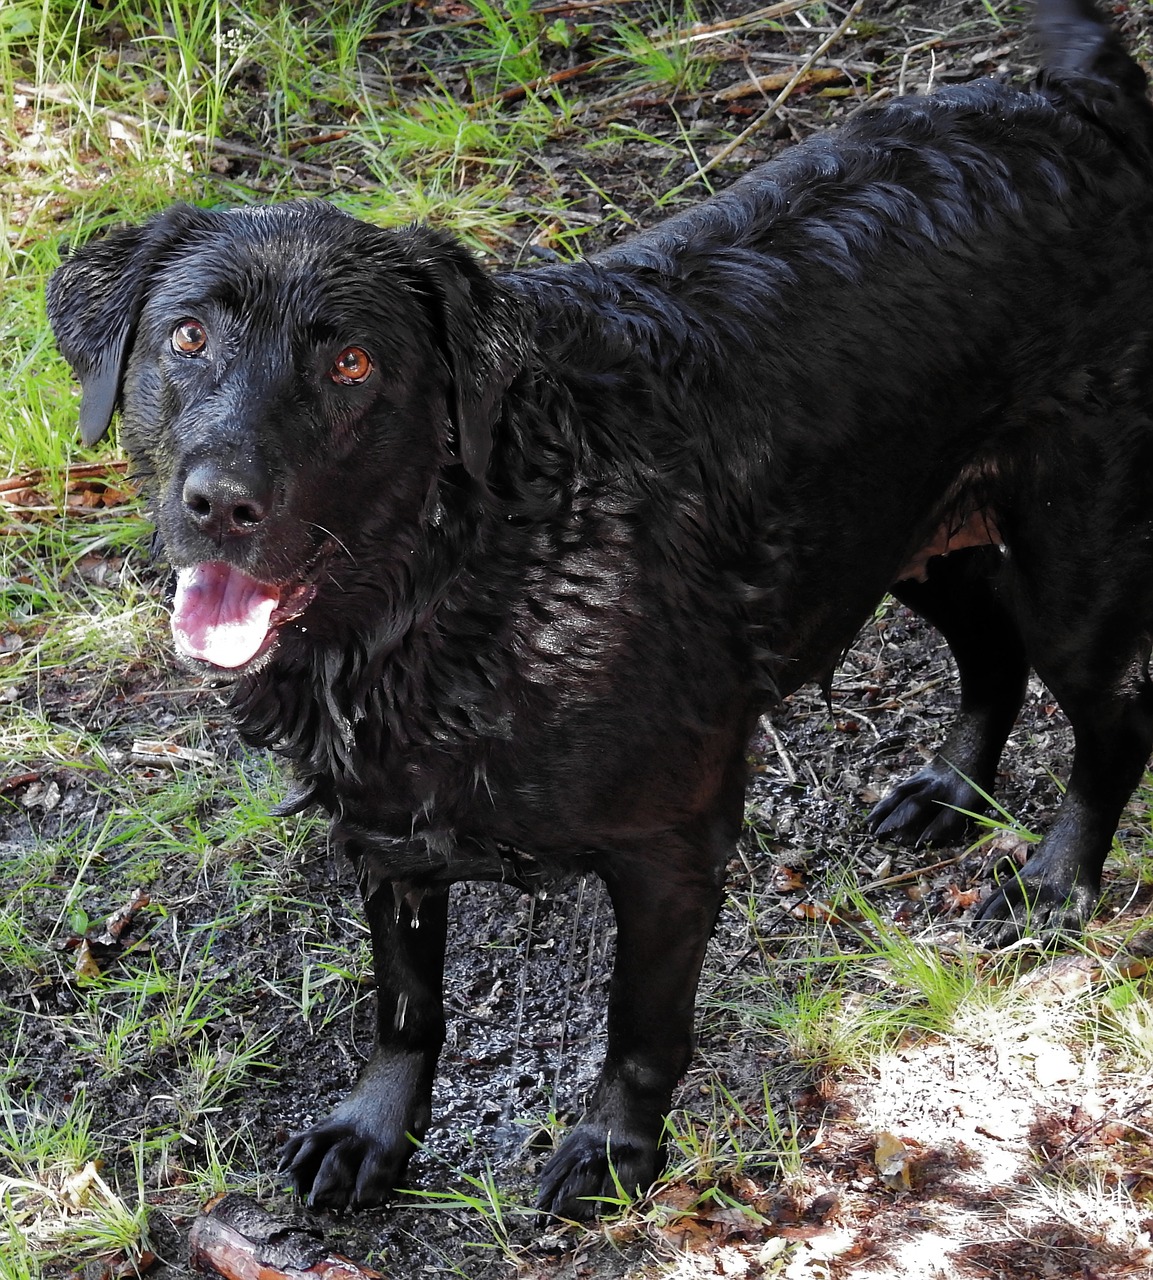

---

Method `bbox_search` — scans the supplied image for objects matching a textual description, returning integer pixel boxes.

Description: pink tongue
[171,563,280,669]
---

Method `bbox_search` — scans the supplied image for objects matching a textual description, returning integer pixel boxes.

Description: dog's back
[506,9,1153,694]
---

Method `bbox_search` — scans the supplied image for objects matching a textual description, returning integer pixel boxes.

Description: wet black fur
[47,0,1153,1220]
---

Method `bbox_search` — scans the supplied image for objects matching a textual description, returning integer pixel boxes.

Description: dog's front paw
[974,867,1099,947]
[536,1123,658,1221]
[869,762,983,847]
[279,1107,418,1212]
[280,1047,434,1211]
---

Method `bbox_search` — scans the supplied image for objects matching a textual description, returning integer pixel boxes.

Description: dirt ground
[4,1,1153,1277]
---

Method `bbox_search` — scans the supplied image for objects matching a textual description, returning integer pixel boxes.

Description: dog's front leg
[537,842,727,1220]
[280,880,449,1211]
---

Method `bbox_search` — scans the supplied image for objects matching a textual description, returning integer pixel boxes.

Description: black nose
[181,462,271,540]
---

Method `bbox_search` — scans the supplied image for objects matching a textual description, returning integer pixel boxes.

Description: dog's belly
[896,508,1003,582]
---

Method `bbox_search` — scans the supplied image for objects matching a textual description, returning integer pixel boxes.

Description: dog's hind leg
[870,546,1029,846]
[536,779,741,1219]
[976,643,1153,943]
[975,414,1153,942]
[279,878,449,1211]
[975,613,1153,943]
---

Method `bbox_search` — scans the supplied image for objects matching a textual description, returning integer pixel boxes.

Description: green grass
[454,0,550,92]
[0,1088,152,1268]
[0,748,337,1269]
[605,1,718,96]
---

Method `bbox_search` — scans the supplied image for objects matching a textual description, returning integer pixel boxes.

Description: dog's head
[47,200,528,673]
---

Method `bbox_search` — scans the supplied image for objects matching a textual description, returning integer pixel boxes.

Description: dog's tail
[1037,0,1149,100]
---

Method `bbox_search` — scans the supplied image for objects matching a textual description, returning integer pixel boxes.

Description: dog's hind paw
[279,1118,414,1212]
[536,1124,657,1221]
[973,870,1099,948]
[868,761,985,847]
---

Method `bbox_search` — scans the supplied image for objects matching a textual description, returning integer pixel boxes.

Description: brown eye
[172,320,207,354]
[331,346,372,384]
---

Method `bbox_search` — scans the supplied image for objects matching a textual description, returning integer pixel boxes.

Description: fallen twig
[0,462,129,496]
[860,853,967,891]
[1036,1099,1148,1175]
[472,0,812,107]
[662,0,866,199]
[130,740,218,768]
[714,65,847,101]
[286,130,353,153]
[0,772,42,793]
[475,52,620,106]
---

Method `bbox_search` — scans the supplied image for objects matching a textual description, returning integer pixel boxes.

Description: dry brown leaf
[96,890,151,946]
[874,1130,913,1191]
[791,900,843,924]
[651,1182,699,1213]
[771,865,805,892]
[69,891,152,980]
[0,463,136,521]
[73,939,103,981]
[986,831,1032,865]
[941,882,981,913]
[65,1248,158,1280]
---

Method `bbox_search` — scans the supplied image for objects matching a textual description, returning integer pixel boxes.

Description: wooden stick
[187,1193,385,1280]
[714,65,847,102]
[859,853,967,891]
[0,462,129,496]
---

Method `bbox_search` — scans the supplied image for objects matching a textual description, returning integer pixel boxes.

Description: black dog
[47,0,1153,1220]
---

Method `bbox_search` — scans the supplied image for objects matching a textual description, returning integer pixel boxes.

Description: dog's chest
[260,606,756,876]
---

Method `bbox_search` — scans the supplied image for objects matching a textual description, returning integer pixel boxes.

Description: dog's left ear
[47,204,216,447]
[401,226,529,482]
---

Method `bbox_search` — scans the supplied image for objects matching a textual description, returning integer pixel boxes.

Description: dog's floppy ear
[401,226,529,481]
[46,204,215,447]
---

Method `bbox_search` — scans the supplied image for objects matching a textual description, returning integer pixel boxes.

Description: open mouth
[171,562,317,670]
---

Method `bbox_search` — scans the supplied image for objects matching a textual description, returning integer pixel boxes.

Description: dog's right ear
[46,204,213,447]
